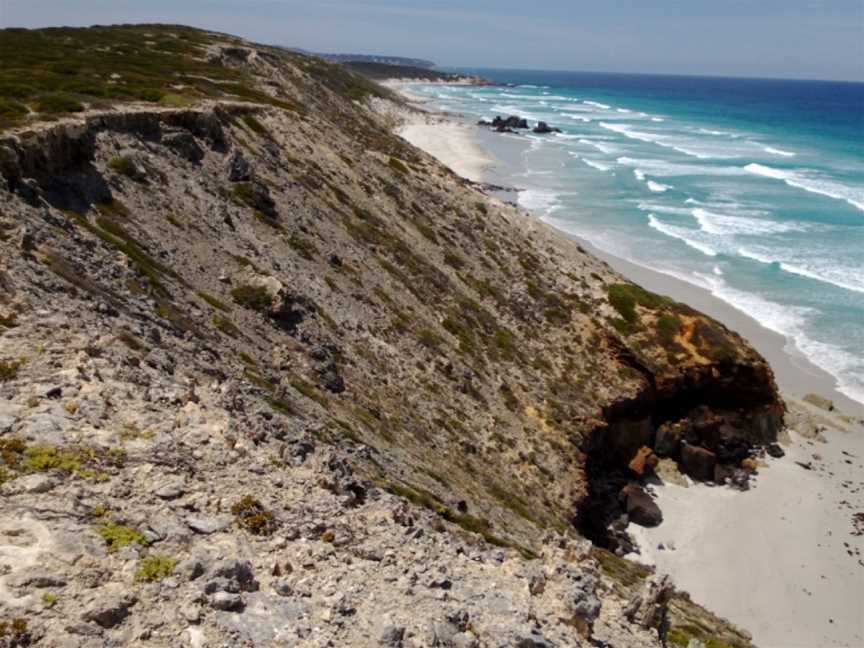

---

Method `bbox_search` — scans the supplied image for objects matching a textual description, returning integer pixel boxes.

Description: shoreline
[392,85,863,418]
[391,85,864,648]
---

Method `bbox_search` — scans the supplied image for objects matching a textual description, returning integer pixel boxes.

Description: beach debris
[795,461,814,471]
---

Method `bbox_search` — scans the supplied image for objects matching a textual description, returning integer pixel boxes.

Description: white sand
[628,419,864,648]
[398,122,498,183]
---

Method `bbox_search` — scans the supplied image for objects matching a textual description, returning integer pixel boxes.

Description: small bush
[158,93,190,107]
[657,313,682,343]
[96,522,147,553]
[34,93,85,114]
[443,251,465,270]
[0,358,23,382]
[291,378,329,407]
[198,292,229,312]
[0,617,29,644]
[213,315,241,339]
[417,328,442,350]
[135,555,177,582]
[608,283,667,323]
[231,495,278,536]
[231,284,271,313]
[0,312,18,329]
[288,235,318,260]
[108,155,136,178]
[388,157,409,174]
[241,114,270,137]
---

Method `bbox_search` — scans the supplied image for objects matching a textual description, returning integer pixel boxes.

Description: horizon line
[441,64,864,86]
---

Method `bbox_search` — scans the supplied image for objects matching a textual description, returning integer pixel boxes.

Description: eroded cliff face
[0,25,775,647]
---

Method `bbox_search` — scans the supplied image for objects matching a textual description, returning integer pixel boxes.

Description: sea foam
[744,164,864,212]
[691,207,807,236]
[647,180,672,193]
[763,146,796,157]
[737,247,864,294]
[648,214,718,256]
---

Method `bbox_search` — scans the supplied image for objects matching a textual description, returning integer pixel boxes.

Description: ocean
[406,70,864,406]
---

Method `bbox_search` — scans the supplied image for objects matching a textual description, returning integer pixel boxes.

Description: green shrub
[388,157,409,174]
[135,555,177,582]
[34,93,85,114]
[213,315,241,339]
[241,114,269,136]
[231,285,271,313]
[608,283,668,324]
[198,292,229,312]
[417,328,442,350]
[96,522,147,553]
[158,93,190,107]
[657,313,682,342]
[108,155,136,178]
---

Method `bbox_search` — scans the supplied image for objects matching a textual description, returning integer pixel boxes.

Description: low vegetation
[0,358,23,382]
[96,522,147,553]
[231,284,271,313]
[231,495,278,536]
[0,24,302,130]
[0,437,125,482]
[135,555,178,582]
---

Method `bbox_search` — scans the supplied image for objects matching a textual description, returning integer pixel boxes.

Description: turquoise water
[408,71,864,405]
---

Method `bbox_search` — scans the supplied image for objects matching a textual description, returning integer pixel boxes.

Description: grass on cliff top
[0,24,398,131]
[0,24,296,130]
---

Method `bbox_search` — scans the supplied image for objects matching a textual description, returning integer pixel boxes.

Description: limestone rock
[186,514,233,535]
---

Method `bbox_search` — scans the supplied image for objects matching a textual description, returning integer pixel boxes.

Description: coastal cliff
[0,25,780,646]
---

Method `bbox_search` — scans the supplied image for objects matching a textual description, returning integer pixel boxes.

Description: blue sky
[3,0,863,81]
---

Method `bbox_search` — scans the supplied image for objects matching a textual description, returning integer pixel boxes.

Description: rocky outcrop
[532,121,561,134]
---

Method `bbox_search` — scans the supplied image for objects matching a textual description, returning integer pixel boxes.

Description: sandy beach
[393,86,864,648]
[629,419,864,648]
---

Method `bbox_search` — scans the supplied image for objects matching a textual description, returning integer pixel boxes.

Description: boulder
[628,446,658,476]
[654,421,684,457]
[227,150,252,182]
[766,443,785,458]
[82,592,137,628]
[680,444,716,481]
[380,626,406,647]
[532,122,561,134]
[186,514,232,535]
[208,591,244,611]
[621,484,662,527]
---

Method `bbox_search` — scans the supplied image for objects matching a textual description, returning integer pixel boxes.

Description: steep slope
[0,25,779,647]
